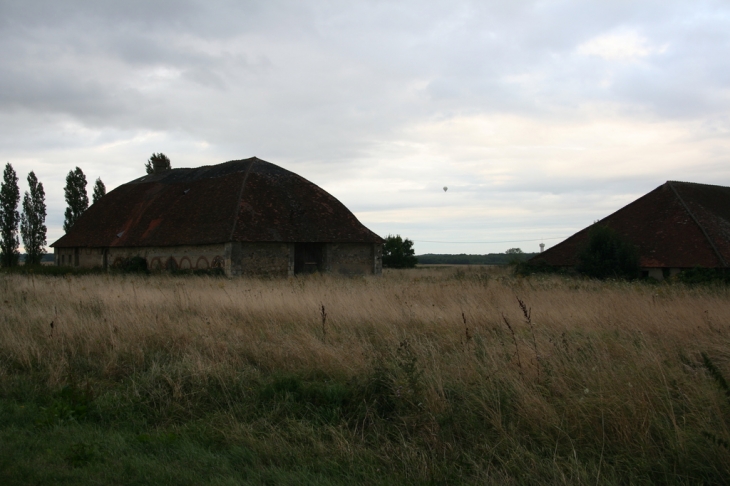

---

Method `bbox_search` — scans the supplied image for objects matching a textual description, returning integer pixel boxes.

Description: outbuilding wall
[324,243,382,275]
[226,242,293,277]
[56,242,382,276]
[226,242,383,276]
[55,244,227,272]
[642,267,683,281]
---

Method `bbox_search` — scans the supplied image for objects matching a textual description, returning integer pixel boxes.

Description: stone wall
[641,267,683,281]
[226,242,293,277]
[55,247,110,268]
[226,242,382,276]
[54,244,227,272]
[55,241,382,276]
[325,243,382,275]
[53,248,82,267]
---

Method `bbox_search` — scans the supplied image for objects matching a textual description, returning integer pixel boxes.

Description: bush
[505,247,526,265]
[677,267,730,285]
[383,234,418,269]
[0,264,101,276]
[514,259,569,277]
[576,225,640,280]
[110,256,148,274]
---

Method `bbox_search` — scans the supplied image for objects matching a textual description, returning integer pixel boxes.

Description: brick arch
[112,257,124,268]
[211,256,224,269]
[196,257,209,269]
[179,257,192,270]
[149,257,163,271]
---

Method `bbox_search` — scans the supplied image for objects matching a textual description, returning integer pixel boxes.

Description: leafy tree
[576,224,640,280]
[505,247,525,265]
[383,234,418,269]
[145,153,171,174]
[92,177,106,204]
[20,171,47,266]
[63,167,88,232]
[0,163,20,267]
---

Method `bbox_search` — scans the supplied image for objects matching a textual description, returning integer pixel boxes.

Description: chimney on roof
[148,153,171,174]
[153,159,167,174]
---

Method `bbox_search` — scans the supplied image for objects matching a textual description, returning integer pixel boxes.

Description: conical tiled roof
[531,181,730,268]
[52,158,382,248]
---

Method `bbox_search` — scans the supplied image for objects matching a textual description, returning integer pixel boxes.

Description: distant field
[416,263,498,267]
[17,253,55,263]
[416,253,538,265]
[1,267,729,484]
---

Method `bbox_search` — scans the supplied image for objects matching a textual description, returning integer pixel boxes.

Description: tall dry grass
[1,266,730,482]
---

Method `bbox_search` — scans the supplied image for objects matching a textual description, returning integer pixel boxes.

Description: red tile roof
[52,158,383,248]
[531,181,730,269]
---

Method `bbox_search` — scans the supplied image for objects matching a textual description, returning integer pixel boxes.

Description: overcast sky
[2,1,729,254]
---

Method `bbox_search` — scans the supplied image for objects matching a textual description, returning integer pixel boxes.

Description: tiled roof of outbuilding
[52,158,383,248]
[531,181,730,269]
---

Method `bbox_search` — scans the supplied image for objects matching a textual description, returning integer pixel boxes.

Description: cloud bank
[1,0,729,253]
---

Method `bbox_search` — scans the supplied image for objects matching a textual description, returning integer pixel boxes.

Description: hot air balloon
[443,186,448,192]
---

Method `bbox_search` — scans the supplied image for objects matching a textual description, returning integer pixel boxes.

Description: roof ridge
[667,181,728,267]
[228,158,256,241]
[130,158,259,185]
[667,180,730,189]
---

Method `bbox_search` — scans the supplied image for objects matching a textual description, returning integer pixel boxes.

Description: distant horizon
[22,250,540,257]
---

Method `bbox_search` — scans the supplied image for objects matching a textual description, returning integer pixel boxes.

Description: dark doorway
[295,243,324,274]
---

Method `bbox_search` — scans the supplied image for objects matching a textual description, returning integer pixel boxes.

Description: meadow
[1,266,729,484]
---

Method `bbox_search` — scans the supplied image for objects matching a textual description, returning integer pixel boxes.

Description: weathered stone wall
[373,244,383,275]
[227,242,293,277]
[226,242,382,276]
[54,244,227,272]
[113,245,227,271]
[55,242,383,276]
[52,247,88,268]
[78,247,104,268]
[54,247,107,268]
[325,243,382,275]
[641,267,683,281]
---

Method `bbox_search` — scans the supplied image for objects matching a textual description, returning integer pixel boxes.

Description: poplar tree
[92,177,106,204]
[0,163,20,267]
[20,171,47,266]
[63,167,88,232]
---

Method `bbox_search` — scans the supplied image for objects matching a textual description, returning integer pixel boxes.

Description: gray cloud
[1,0,729,252]
[3,1,727,127]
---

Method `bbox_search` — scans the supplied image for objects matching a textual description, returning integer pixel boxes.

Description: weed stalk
[321,303,327,344]
[501,313,523,378]
[517,297,540,382]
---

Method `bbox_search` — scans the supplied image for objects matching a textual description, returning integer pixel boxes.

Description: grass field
[1,267,729,484]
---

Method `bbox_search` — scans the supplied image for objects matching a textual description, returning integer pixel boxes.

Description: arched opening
[149,258,163,271]
[196,257,209,269]
[211,256,224,269]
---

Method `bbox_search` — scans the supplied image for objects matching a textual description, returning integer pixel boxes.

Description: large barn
[531,181,730,280]
[51,157,383,276]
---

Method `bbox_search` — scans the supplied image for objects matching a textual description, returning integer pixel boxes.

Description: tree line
[0,153,171,267]
[416,250,538,266]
